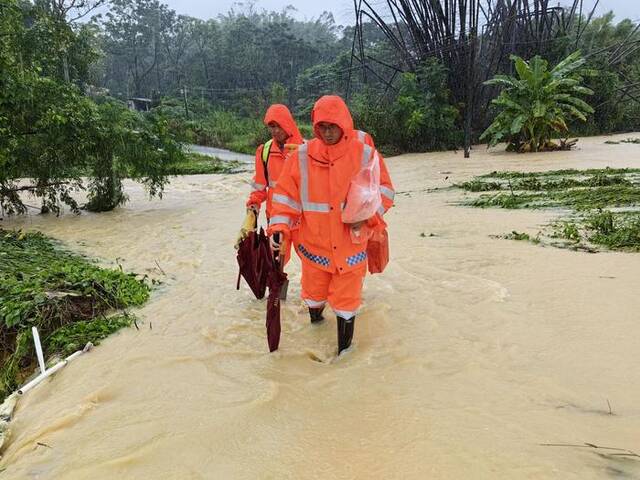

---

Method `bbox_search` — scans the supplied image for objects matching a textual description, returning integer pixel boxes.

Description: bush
[481,52,594,152]
[351,59,462,153]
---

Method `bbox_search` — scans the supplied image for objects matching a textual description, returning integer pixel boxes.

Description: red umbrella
[236,227,272,300]
[265,235,288,352]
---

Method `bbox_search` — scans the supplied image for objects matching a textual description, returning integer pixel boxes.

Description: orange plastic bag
[342,152,382,224]
[367,229,389,274]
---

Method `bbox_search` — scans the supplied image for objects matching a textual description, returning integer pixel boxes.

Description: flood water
[1,134,640,479]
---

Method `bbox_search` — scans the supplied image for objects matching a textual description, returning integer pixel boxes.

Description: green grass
[167,152,242,175]
[456,180,503,192]
[470,185,640,210]
[586,211,640,251]
[0,230,150,400]
[478,167,640,180]
[459,174,633,193]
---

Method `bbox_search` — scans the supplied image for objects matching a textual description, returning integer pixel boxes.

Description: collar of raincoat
[263,104,304,145]
[310,95,355,163]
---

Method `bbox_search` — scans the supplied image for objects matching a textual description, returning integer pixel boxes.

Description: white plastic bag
[341,151,382,224]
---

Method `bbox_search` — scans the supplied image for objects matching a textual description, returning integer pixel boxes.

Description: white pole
[18,362,66,395]
[32,327,46,374]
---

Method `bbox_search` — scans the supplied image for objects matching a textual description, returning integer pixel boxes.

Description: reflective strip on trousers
[272,193,301,212]
[334,309,357,320]
[298,144,330,212]
[269,215,292,227]
[304,299,327,308]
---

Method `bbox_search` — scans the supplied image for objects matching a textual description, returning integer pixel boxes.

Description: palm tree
[480,51,594,153]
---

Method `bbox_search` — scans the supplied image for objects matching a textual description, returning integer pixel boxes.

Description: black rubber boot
[309,307,325,324]
[337,316,355,354]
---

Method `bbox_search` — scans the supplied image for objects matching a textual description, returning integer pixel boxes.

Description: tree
[0,0,184,217]
[480,52,594,153]
[100,0,170,96]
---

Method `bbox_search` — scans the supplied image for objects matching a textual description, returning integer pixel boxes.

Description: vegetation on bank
[457,168,640,252]
[168,152,243,175]
[0,230,150,400]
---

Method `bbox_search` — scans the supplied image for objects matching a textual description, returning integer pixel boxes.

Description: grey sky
[160,0,638,24]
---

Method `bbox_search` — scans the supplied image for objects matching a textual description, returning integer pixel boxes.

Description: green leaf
[510,114,527,134]
[533,101,547,118]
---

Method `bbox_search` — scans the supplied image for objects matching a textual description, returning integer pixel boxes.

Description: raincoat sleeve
[364,132,376,149]
[267,151,301,238]
[246,145,268,210]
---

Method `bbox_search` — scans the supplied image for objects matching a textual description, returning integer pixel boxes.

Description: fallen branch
[540,442,640,457]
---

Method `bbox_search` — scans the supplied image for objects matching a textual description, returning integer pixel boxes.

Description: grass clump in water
[167,152,241,175]
[458,167,640,253]
[470,185,640,210]
[605,138,640,145]
[478,167,640,180]
[503,231,541,244]
[460,174,632,194]
[586,211,640,251]
[457,180,503,192]
[0,230,150,400]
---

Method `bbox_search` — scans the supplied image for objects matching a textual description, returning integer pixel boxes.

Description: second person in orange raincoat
[268,95,394,354]
[246,104,304,219]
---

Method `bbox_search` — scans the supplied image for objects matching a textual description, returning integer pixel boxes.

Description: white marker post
[32,327,46,374]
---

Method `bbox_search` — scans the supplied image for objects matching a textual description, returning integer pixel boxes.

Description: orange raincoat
[268,96,394,316]
[247,104,304,219]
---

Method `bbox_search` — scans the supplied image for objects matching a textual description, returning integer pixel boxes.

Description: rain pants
[268,96,394,318]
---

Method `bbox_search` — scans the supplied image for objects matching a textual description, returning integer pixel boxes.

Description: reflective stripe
[357,130,366,142]
[380,186,395,201]
[304,202,330,212]
[252,182,266,191]
[273,193,301,212]
[298,244,330,267]
[298,144,330,213]
[334,309,357,320]
[304,299,326,308]
[269,215,292,227]
[377,205,386,216]
[346,251,367,266]
[269,180,277,188]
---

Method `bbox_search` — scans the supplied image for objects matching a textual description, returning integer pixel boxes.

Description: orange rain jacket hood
[310,95,357,162]
[264,104,303,145]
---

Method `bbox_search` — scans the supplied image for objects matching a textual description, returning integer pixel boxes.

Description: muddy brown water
[1,134,640,479]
